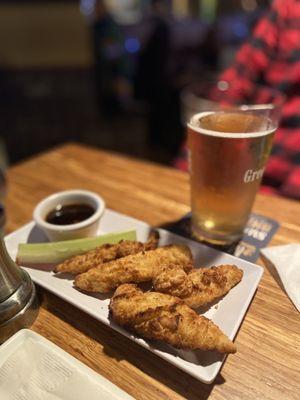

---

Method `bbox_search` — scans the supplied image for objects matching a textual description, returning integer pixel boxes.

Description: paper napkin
[261,244,300,312]
[0,338,111,400]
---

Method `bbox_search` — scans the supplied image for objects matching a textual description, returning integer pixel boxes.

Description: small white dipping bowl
[33,190,105,241]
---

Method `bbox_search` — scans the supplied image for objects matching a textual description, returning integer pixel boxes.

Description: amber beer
[188,111,276,245]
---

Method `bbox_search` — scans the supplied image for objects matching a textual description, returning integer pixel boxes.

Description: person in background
[176,0,300,200]
[134,0,176,150]
[92,0,130,117]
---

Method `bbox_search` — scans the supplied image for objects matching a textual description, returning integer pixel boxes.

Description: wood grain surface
[4,143,300,400]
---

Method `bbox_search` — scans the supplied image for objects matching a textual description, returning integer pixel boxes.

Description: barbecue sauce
[46,204,95,225]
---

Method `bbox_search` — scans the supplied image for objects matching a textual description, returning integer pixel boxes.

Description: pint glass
[188,106,280,245]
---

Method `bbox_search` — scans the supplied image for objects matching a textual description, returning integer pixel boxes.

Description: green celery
[17,229,136,265]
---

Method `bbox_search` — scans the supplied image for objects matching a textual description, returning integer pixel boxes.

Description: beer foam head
[188,112,276,138]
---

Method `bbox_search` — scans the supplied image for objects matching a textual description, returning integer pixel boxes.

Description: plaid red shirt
[176,0,300,200]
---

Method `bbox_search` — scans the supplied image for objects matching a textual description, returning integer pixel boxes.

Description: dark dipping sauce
[46,203,95,225]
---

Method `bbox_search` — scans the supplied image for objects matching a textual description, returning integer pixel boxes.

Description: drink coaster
[160,213,279,262]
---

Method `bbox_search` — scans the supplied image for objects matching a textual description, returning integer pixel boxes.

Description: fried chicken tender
[55,232,159,275]
[153,264,243,308]
[74,245,193,293]
[109,284,236,354]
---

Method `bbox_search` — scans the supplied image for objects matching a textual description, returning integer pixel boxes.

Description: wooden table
[5,143,300,400]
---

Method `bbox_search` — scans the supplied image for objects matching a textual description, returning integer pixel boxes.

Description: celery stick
[16,229,136,265]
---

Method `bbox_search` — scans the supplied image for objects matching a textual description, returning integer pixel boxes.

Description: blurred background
[0,0,270,168]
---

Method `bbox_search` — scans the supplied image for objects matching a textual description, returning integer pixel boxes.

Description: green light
[200,0,217,22]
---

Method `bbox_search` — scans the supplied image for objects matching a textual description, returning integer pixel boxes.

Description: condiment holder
[0,234,38,343]
[33,190,106,241]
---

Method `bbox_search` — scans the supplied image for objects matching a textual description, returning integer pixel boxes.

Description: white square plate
[5,209,263,384]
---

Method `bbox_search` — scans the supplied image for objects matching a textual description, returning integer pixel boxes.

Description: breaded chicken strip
[55,232,159,274]
[74,245,193,293]
[153,264,243,308]
[109,284,236,353]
